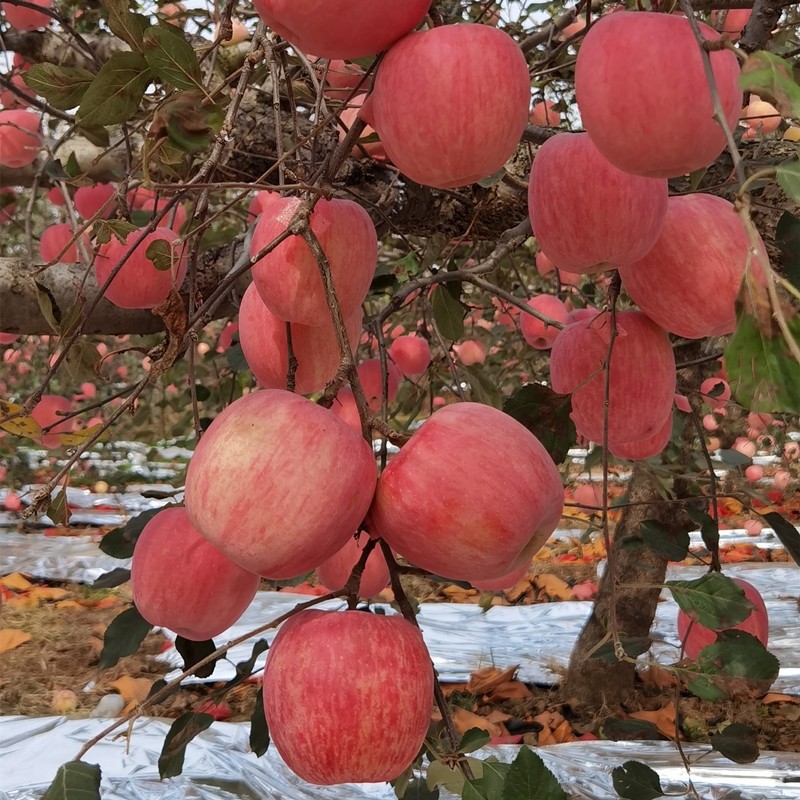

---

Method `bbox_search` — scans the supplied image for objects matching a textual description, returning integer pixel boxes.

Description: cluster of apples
[525,11,770,460]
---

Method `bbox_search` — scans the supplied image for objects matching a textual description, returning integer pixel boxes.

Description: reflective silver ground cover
[1,717,799,800]
[150,562,800,694]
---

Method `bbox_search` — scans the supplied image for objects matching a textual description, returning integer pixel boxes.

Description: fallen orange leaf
[27,587,71,601]
[629,702,679,739]
[109,677,153,704]
[54,600,84,611]
[4,596,38,609]
[763,693,800,705]
[532,573,573,601]
[452,707,504,737]
[488,680,533,701]
[467,665,518,696]
[0,628,32,653]
[0,573,33,591]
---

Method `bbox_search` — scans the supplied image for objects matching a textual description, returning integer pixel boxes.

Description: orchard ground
[2,474,799,754]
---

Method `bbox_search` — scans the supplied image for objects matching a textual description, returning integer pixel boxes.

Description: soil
[1,534,798,759]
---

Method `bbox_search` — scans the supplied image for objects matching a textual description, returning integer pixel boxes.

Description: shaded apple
[370,402,564,581]
[0,110,41,168]
[31,394,73,448]
[131,507,260,640]
[389,334,431,377]
[184,390,377,579]
[263,609,433,783]
[520,294,568,350]
[316,532,390,598]
[357,358,401,410]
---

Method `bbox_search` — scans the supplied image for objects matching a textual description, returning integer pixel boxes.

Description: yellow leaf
[532,573,574,601]
[0,400,42,438]
[467,665,519,696]
[452,707,504,737]
[0,572,34,591]
[58,424,105,446]
[0,629,32,653]
[109,676,153,703]
[54,599,83,610]
[28,587,71,601]
[4,596,39,609]
[763,692,800,705]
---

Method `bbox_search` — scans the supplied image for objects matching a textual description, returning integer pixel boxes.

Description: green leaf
[93,219,137,246]
[711,723,760,764]
[102,0,148,51]
[775,211,800,291]
[145,238,174,271]
[91,567,131,588]
[725,311,800,414]
[225,342,248,372]
[502,383,575,464]
[717,448,752,467]
[639,519,689,562]
[427,759,464,794]
[76,123,111,148]
[23,63,94,110]
[249,687,270,757]
[459,727,491,754]
[431,284,464,340]
[611,760,663,800]
[34,281,60,332]
[158,712,215,778]
[502,746,566,800]
[758,511,800,567]
[226,639,269,688]
[465,364,501,408]
[687,631,780,701]
[77,52,153,128]
[100,506,168,559]
[602,718,663,741]
[174,636,218,679]
[157,93,224,153]
[42,761,101,800]
[99,605,152,668]
[740,51,800,119]
[49,488,72,525]
[667,572,752,629]
[143,25,204,91]
[686,507,720,559]
[778,159,800,205]
[592,635,652,663]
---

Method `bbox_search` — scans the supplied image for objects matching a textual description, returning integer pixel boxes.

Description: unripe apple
[529,133,668,273]
[238,282,362,395]
[575,12,741,177]
[316,533,390,598]
[252,0,430,59]
[357,358,401,410]
[94,227,188,309]
[550,310,676,446]
[368,24,530,189]
[184,390,377,579]
[520,295,568,350]
[678,577,768,660]
[263,609,433,783]
[389,334,432,377]
[0,0,51,29]
[618,195,768,339]
[39,223,89,264]
[31,394,73,448]
[131,507,260,640]
[370,402,564,581]
[251,196,377,326]
[0,109,41,168]
[529,100,560,127]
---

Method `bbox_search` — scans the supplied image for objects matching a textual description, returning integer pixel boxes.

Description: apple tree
[2,0,800,795]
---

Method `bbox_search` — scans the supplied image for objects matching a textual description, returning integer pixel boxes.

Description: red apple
[74,182,116,219]
[94,227,188,309]
[453,339,486,366]
[0,109,41,168]
[357,358,401,411]
[368,24,530,189]
[252,0,430,59]
[337,93,387,161]
[238,282,362,395]
[535,251,555,276]
[31,394,73,448]
[529,100,561,127]
[741,95,781,136]
[470,562,529,592]
[520,294,568,350]
[127,187,187,233]
[131,507,260,640]
[247,189,281,222]
[39,223,89,264]
[0,333,18,344]
[529,133,668,273]
[700,377,731,408]
[329,386,362,432]
[263,609,433,783]
[184,390,377,579]
[389,334,432,377]
[370,402,564,581]
[678,577,768,660]
[711,8,751,40]
[618,195,768,339]
[316,532,390,598]
[0,0,51,29]
[251,196,377,326]
[575,12,741,177]
[609,413,672,461]
[550,309,676,447]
